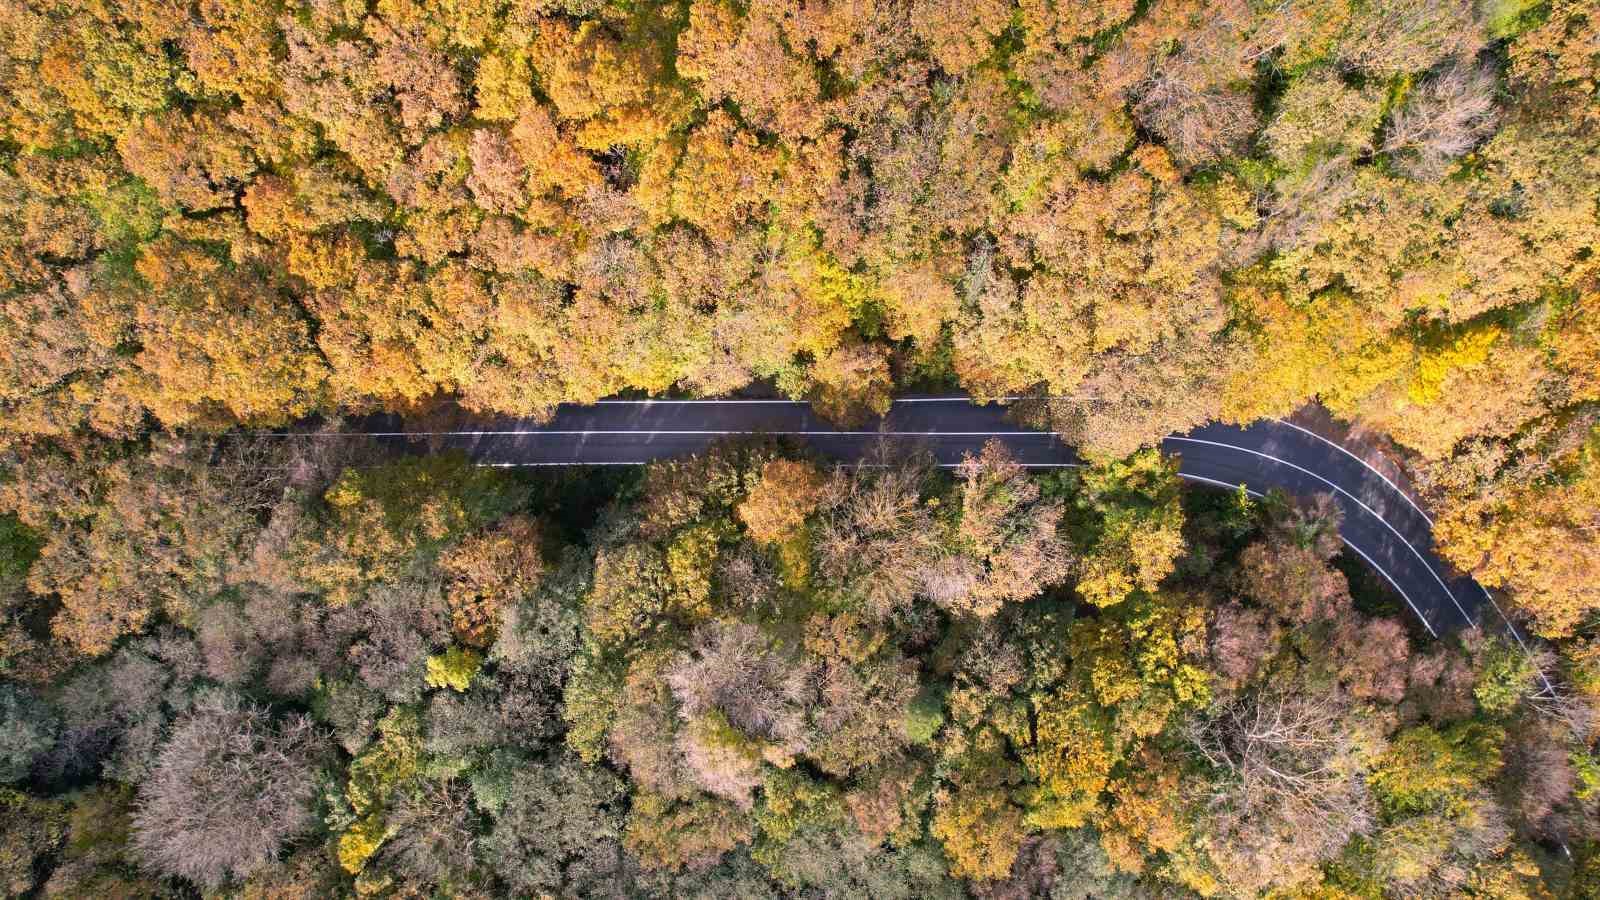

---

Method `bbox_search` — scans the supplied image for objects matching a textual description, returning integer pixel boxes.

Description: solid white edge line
[1337,540,1440,638]
[475,459,1440,637]
[1175,471,1438,637]
[277,426,1471,628]
[1166,435,1479,629]
[1268,421,1552,692]
[476,461,1087,469]
[275,430,1057,438]
[1271,418,1433,524]
[580,396,1094,404]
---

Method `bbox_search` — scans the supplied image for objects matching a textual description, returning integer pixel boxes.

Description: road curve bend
[347,396,1521,641]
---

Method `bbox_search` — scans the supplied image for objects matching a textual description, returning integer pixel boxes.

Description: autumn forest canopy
[1,0,1599,894]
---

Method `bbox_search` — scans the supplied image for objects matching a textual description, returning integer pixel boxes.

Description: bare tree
[1122,0,1262,166]
[1500,715,1579,842]
[1185,686,1380,894]
[0,683,55,783]
[814,447,943,617]
[132,692,326,889]
[668,622,814,747]
[1134,78,1257,166]
[1336,0,1486,77]
[666,622,815,801]
[374,778,483,890]
[1207,601,1281,690]
[932,441,1072,617]
[1383,60,1500,179]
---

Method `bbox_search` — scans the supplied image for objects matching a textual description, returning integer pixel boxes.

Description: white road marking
[1172,471,1436,636]
[1337,541,1440,638]
[1266,420,1553,692]
[478,461,1085,469]
[279,430,1055,438]
[1166,435,1478,628]
[452,395,1094,406]
[1271,418,1432,523]
[293,417,1487,642]
[475,459,1440,638]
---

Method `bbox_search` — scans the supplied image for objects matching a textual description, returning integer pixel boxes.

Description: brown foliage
[933,440,1072,616]
[2,436,282,655]
[1208,600,1280,691]
[1383,61,1500,179]
[737,459,825,545]
[814,451,942,617]
[131,693,325,889]
[1185,685,1380,894]
[439,515,545,647]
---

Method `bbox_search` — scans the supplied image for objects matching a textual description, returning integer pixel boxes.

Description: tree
[583,542,672,647]
[624,789,755,872]
[302,453,524,604]
[529,10,694,151]
[1264,67,1384,167]
[335,706,423,876]
[933,730,1030,880]
[366,777,483,891]
[1335,0,1486,76]
[483,754,628,895]
[122,236,328,428]
[805,340,893,428]
[424,647,482,692]
[666,622,813,803]
[1239,493,1350,624]
[439,515,545,647]
[1370,722,1504,819]
[1022,687,1118,830]
[1070,450,1185,608]
[813,451,942,617]
[638,110,780,242]
[1434,428,1600,638]
[1207,601,1280,691]
[931,441,1072,617]
[911,0,1010,75]
[1185,685,1383,895]
[677,0,823,140]
[804,652,919,777]
[131,693,326,889]
[1358,736,1520,899]
[0,684,55,783]
[1382,60,1501,179]
[1,435,284,654]
[737,459,826,545]
[1113,0,1262,166]
[0,789,64,896]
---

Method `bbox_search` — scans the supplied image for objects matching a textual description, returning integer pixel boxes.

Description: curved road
[348,396,1530,646]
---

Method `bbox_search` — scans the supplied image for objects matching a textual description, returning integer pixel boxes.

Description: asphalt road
[348,396,1527,643]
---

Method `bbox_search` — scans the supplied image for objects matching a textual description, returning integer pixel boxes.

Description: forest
[0,438,1590,897]
[0,0,1597,893]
